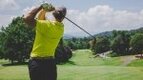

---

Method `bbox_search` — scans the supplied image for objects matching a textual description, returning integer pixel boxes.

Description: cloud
[1,4,143,37]
[0,0,19,27]
[64,5,143,36]
[0,15,15,27]
[0,0,19,11]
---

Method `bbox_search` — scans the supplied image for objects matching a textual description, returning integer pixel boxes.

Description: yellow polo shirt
[30,20,64,57]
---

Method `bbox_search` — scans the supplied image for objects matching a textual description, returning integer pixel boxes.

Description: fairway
[0,50,143,80]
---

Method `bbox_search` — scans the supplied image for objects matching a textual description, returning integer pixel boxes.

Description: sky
[0,0,143,37]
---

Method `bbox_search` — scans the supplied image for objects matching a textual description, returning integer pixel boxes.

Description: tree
[111,31,130,55]
[0,32,5,59]
[93,37,110,54]
[130,33,143,55]
[65,37,90,50]
[66,40,75,50]
[0,17,34,64]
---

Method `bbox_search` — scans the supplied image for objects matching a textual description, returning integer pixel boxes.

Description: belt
[30,56,54,60]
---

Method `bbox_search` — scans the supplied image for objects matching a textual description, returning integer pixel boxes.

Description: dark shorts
[28,59,57,80]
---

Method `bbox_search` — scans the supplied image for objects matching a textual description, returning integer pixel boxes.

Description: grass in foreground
[0,65,28,80]
[0,49,143,80]
[1,65,143,80]
[58,66,143,80]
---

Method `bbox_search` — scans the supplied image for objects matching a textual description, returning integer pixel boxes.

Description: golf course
[0,49,143,80]
[1,0,143,80]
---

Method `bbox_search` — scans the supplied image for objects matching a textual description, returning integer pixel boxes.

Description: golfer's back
[31,20,64,57]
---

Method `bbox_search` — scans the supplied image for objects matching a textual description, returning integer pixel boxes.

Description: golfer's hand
[42,3,55,12]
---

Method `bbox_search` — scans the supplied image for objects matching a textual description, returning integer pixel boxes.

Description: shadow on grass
[67,60,76,65]
[57,60,76,65]
[2,62,28,67]
[2,60,76,66]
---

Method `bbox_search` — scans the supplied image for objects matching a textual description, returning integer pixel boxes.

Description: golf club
[36,0,96,40]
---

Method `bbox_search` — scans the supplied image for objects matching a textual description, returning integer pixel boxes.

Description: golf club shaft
[65,17,95,39]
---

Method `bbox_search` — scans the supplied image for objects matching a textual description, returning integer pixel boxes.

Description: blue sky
[0,0,143,36]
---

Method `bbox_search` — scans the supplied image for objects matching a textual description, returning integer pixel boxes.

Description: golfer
[23,3,67,80]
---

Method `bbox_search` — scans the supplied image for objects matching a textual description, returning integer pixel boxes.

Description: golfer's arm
[37,9,47,20]
[23,6,42,27]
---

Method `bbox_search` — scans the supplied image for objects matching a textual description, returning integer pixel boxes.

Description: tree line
[64,37,91,50]
[65,29,143,56]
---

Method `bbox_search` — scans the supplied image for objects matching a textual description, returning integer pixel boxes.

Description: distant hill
[63,34,73,39]
[130,27,143,33]
[94,27,143,38]
[64,27,143,39]
[95,31,112,37]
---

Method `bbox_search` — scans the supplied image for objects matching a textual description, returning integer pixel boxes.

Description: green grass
[128,59,143,67]
[1,65,143,80]
[0,49,143,80]
[66,50,122,66]
[58,66,143,80]
[0,59,9,64]
[0,66,28,80]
